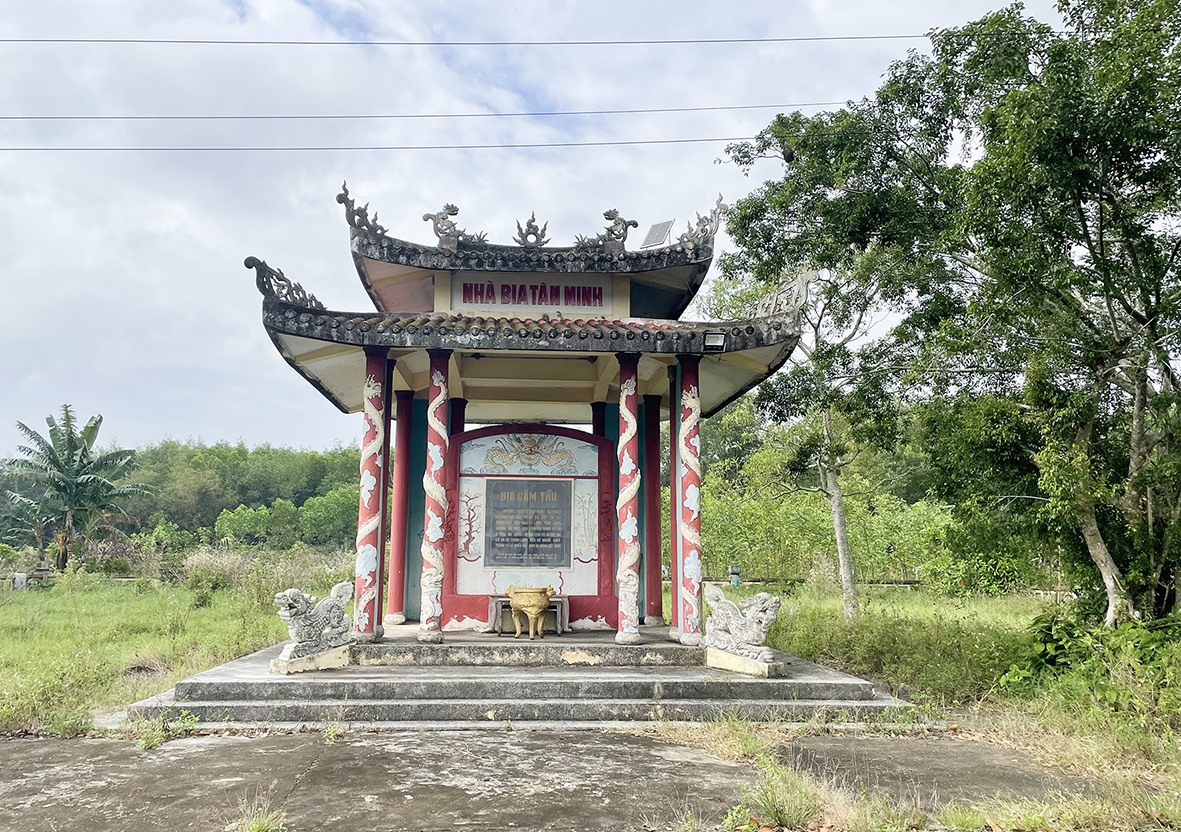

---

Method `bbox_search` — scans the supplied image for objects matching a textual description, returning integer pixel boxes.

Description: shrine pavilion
[246,185,801,647]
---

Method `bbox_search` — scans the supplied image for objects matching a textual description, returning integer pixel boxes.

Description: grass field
[0,545,351,736]
[3,569,1179,829]
[0,573,287,735]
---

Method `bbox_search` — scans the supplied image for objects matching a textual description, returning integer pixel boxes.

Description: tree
[298,484,359,547]
[712,235,907,620]
[213,504,271,546]
[723,0,1181,624]
[4,405,147,570]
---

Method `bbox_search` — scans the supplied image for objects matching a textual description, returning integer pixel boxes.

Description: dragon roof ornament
[336,181,388,239]
[334,185,726,274]
[245,256,326,310]
[421,203,489,254]
[574,209,638,256]
[678,194,727,250]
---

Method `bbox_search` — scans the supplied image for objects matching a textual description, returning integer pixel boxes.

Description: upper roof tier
[338,184,726,321]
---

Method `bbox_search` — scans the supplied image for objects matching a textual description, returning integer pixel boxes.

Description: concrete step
[131,692,904,724]
[350,640,703,667]
[174,666,875,703]
[126,643,909,728]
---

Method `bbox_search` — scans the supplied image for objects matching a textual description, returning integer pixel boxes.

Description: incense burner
[505,585,555,640]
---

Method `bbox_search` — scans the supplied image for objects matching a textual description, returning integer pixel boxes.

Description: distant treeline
[1,439,363,553]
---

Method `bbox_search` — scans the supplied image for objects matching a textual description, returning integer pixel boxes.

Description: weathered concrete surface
[787,735,1096,809]
[0,731,752,832]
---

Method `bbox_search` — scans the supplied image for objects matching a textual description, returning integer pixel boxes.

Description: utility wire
[0,136,756,152]
[0,101,848,122]
[0,35,926,47]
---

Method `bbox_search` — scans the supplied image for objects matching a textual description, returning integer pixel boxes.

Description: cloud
[0,0,1060,453]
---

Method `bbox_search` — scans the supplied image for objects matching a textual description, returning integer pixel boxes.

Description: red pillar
[591,401,607,437]
[384,389,414,626]
[668,364,682,641]
[615,353,643,644]
[418,349,451,644]
[352,348,388,641]
[677,355,704,646]
[374,358,394,634]
[643,394,663,622]
[450,397,467,436]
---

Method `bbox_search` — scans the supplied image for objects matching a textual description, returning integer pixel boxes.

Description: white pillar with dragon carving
[678,355,704,646]
[417,349,451,644]
[353,348,389,642]
[615,352,643,644]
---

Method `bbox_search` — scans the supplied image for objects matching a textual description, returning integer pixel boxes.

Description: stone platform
[128,625,906,727]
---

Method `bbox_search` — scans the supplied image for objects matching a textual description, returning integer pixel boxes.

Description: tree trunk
[1077,499,1134,627]
[820,409,859,619]
[822,464,860,619]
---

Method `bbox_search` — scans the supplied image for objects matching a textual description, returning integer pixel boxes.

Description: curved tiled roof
[263,301,796,356]
[339,185,725,277]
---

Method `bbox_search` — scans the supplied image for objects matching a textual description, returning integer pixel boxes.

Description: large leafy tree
[704,269,902,618]
[4,405,147,570]
[724,0,1181,623]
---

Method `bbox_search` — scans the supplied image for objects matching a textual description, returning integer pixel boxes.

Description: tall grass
[764,584,1038,706]
[0,545,350,736]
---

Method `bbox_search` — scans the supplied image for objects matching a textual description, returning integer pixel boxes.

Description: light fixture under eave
[703,332,726,351]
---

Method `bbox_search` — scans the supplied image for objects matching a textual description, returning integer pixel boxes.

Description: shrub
[132,518,198,554]
[1001,609,1181,739]
[267,498,300,550]
[214,504,271,546]
[0,544,19,573]
[766,586,1033,705]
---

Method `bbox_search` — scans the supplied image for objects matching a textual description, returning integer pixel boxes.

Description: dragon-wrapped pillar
[677,355,704,646]
[615,352,643,644]
[353,348,389,642]
[418,349,451,644]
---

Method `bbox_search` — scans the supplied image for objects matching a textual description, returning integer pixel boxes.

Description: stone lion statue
[274,581,353,660]
[702,583,781,662]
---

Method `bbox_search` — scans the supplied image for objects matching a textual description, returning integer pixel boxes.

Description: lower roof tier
[250,257,802,420]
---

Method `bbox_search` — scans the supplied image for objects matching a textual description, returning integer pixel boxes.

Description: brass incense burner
[505,585,555,640]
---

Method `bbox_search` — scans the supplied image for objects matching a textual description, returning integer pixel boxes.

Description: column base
[615,629,643,645]
[679,631,703,647]
[417,627,443,644]
[668,627,682,642]
[373,624,384,641]
[351,630,379,644]
[383,612,407,626]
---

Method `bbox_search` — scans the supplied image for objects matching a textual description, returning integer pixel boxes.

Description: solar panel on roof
[640,219,675,249]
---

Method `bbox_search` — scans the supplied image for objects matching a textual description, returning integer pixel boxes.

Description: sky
[0,0,1060,455]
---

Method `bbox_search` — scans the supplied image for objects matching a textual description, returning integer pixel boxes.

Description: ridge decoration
[422,204,489,255]
[513,212,550,248]
[574,209,638,256]
[747,272,811,319]
[244,256,326,310]
[678,194,727,250]
[337,181,388,240]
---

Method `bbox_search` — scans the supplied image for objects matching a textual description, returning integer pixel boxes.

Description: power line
[0,101,848,122]
[0,136,755,152]
[0,35,926,47]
